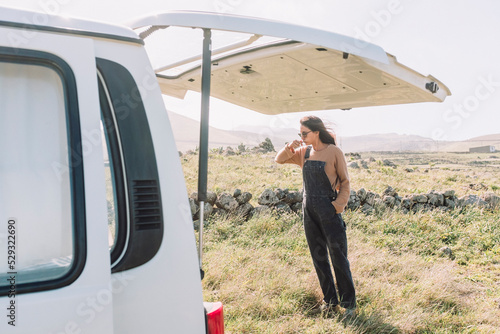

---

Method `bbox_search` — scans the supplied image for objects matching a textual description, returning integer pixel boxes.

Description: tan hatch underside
[157,41,449,114]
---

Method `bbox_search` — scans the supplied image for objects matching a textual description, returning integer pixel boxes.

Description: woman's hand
[331,201,337,211]
[287,140,302,150]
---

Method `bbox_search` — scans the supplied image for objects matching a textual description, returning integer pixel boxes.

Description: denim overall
[302,146,356,308]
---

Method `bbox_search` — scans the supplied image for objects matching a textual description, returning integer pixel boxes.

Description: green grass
[182,151,500,333]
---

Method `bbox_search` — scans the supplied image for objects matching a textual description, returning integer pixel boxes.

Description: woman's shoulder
[326,143,345,155]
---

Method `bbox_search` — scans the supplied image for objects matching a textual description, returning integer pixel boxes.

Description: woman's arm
[332,149,350,213]
[275,142,303,165]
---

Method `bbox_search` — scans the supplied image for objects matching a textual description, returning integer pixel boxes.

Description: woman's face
[299,125,317,145]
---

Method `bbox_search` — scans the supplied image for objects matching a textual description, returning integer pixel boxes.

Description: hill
[167,110,263,152]
[167,110,291,152]
[437,133,500,152]
[167,110,499,153]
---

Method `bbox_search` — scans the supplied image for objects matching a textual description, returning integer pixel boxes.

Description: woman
[275,116,356,316]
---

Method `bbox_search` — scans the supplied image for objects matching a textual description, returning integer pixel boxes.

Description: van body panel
[0,6,141,44]
[93,39,206,333]
[0,27,114,333]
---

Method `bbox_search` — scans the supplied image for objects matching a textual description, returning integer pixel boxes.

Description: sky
[4,0,500,141]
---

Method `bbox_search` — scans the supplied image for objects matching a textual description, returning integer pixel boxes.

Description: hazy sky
[4,0,500,141]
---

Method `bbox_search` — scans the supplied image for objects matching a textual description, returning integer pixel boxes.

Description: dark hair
[300,116,336,145]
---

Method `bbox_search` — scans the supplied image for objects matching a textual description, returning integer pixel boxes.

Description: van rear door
[0,18,113,334]
[128,11,450,114]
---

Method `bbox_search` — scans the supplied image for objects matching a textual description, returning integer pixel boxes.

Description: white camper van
[0,7,450,333]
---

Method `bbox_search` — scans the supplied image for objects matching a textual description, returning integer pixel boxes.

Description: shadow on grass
[303,306,401,334]
[340,311,400,334]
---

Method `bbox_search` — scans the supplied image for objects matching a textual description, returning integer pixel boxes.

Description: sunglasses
[298,130,312,138]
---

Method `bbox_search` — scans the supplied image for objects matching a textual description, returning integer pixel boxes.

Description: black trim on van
[0,20,144,45]
[0,47,87,296]
[96,58,164,273]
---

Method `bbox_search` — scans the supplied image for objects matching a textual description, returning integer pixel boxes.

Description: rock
[401,198,411,209]
[428,193,444,207]
[274,188,287,200]
[411,194,428,203]
[274,202,293,214]
[290,202,303,213]
[348,190,361,210]
[212,208,228,217]
[193,219,200,231]
[206,191,217,206]
[436,193,445,206]
[458,195,488,208]
[412,203,425,212]
[235,203,254,219]
[215,192,239,211]
[383,195,396,208]
[422,204,433,212]
[443,190,455,198]
[283,191,303,204]
[235,191,252,204]
[482,192,500,209]
[233,188,242,197]
[193,202,214,219]
[348,161,359,169]
[258,189,280,206]
[439,246,454,259]
[361,203,374,215]
[383,186,398,197]
[190,192,199,203]
[468,183,488,191]
[357,188,367,203]
[373,198,386,211]
[404,168,414,172]
[200,202,213,217]
[189,198,199,217]
[382,159,396,168]
[365,191,381,206]
[444,198,456,209]
[192,191,217,206]
[252,205,271,216]
[368,157,376,162]
[346,152,361,159]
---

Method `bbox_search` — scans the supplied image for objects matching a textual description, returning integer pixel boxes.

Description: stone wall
[189,187,499,221]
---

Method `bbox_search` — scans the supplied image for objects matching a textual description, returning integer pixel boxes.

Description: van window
[0,50,86,295]
[101,119,119,251]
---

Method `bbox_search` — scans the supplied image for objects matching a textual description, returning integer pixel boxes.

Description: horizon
[166,109,499,153]
[168,109,500,143]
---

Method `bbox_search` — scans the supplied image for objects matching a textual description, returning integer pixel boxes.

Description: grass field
[181,150,500,333]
